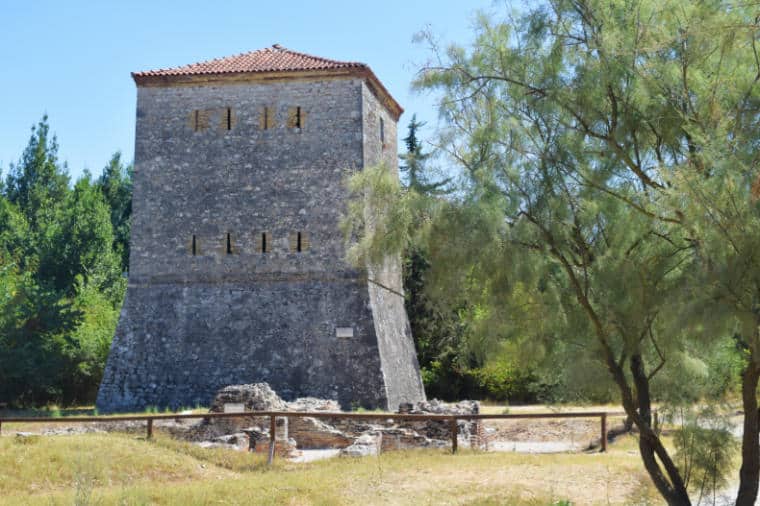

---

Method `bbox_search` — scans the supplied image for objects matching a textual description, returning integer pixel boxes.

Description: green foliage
[669,407,739,501]
[397,117,472,399]
[347,119,547,403]
[37,174,123,298]
[4,115,69,228]
[95,152,132,273]
[347,1,760,503]
[399,114,450,194]
[0,116,129,406]
[343,163,416,267]
[0,266,80,405]
[467,357,542,403]
[60,279,124,401]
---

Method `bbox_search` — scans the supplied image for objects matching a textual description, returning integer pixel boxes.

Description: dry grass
[0,429,661,506]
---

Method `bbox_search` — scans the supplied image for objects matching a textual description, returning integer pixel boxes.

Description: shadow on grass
[0,405,210,419]
[0,407,96,418]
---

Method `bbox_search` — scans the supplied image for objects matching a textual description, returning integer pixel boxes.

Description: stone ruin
[174,383,485,458]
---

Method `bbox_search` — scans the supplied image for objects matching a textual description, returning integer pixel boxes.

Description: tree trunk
[630,353,691,506]
[550,246,691,505]
[623,414,634,432]
[637,431,691,505]
[735,358,760,506]
[600,346,691,504]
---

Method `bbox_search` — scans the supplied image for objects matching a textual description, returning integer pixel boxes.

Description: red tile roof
[133,44,366,78]
[132,45,403,119]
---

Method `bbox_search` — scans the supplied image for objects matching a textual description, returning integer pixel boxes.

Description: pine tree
[0,118,126,406]
[399,115,450,194]
[4,115,69,228]
[96,152,132,272]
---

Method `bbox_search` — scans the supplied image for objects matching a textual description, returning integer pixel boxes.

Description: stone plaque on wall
[223,403,245,413]
[335,327,354,338]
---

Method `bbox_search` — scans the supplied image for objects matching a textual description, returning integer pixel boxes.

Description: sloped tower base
[96,278,425,412]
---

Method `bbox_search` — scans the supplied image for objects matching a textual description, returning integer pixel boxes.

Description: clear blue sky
[0,0,496,180]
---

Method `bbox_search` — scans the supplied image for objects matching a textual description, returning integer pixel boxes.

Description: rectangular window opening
[192,235,197,256]
[194,110,200,132]
[264,107,269,129]
[296,232,302,252]
[226,107,232,130]
[380,118,385,143]
[261,233,267,253]
[295,107,302,129]
[226,233,232,255]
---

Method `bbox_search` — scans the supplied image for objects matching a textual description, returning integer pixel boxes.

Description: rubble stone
[288,397,341,412]
[340,433,383,457]
[398,399,482,445]
[289,417,353,449]
[206,383,285,435]
[174,384,483,456]
[377,427,447,451]
[212,433,250,450]
[209,383,287,412]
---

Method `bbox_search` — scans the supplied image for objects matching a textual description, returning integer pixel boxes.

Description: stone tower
[96,45,426,412]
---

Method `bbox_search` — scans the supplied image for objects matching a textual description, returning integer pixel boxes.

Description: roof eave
[359,68,404,121]
[132,67,403,121]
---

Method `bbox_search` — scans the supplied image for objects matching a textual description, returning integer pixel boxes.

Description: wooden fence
[0,410,623,464]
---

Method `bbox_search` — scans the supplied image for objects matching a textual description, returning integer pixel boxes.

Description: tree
[96,152,132,273]
[348,2,760,504]
[4,115,69,229]
[399,114,450,194]
[37,174,122,300]
[397,116,467,397]
[0,118,126,406]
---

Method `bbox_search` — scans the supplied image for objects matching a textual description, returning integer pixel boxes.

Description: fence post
[268,415,276,465]
[450,417,458,454]
[600,413,607,452]
[147,418,153,439]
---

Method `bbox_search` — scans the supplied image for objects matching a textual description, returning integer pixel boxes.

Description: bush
[421,357,547,403]
[468,361,541,403]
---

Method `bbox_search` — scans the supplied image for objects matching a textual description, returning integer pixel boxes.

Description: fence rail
[0,409,626,463]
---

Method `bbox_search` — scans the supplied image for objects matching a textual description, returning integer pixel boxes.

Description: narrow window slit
[226,233,232,255]
[264,108,269,129]
[261,233,267,253]
[380,118,385,143]
[194,110,200,131]
[296,232,302,252]
[226,107,232,130]
[295,107,301,128]
[192,235,197,256]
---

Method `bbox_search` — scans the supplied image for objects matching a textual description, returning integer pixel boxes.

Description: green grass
[0,430,660,505]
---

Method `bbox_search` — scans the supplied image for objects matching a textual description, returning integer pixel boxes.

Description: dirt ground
[475,404,628,451]
[0,405,631,449]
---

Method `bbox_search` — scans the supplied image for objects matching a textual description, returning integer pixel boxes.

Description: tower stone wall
[96,52,426,412]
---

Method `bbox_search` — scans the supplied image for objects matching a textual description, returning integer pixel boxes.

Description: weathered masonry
[96,45,426,412]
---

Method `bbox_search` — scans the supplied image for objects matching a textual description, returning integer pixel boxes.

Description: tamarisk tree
[347,1,760,504]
